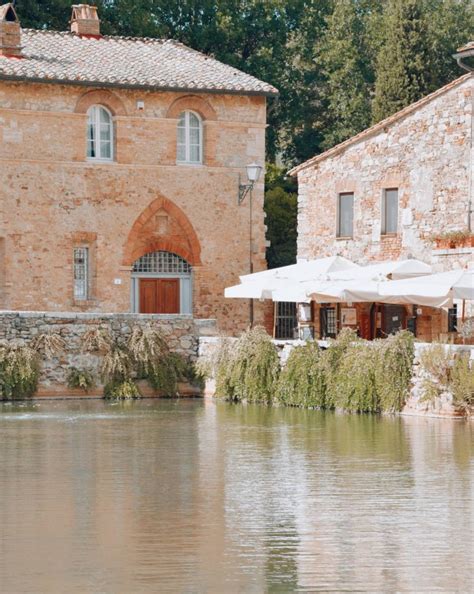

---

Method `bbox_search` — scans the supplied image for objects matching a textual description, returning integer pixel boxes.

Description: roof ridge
[289,73,472,176]
[22,28,169,44]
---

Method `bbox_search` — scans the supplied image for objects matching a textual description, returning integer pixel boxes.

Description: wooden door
[157,279,179,314]
[139,279,180,314]
[139,279,158,314]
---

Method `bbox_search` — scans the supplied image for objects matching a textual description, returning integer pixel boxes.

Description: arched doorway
[131,251,192,314]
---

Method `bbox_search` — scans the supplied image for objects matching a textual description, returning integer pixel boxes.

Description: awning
[378,269,474,306]
[271,259,431,303]
[226,256,359,300]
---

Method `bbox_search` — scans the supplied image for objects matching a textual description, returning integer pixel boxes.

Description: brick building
[290,65,473,342]
[0,3,277,333]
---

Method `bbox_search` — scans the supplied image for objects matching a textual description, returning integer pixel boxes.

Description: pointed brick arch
[123,196,201,267]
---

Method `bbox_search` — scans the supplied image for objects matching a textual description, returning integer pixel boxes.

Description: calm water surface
[0,399,472,593]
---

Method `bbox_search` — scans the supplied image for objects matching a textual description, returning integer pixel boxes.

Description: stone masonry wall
[296,75,473,273]
[0,311,217,397]
[0,81,268,334]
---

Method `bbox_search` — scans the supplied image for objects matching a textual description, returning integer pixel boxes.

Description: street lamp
[238,163,262,327]
[238,162,262,204]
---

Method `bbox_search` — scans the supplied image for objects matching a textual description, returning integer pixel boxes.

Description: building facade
[290,69,473,342]
[0,3,277,333]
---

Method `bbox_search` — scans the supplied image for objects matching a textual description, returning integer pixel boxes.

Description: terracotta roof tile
[289,73,472,176]
[0,29,278,96]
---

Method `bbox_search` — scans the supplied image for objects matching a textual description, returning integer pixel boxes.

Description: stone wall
[0,80,268,334]
[0,311,217,397]
[296,75,473,273]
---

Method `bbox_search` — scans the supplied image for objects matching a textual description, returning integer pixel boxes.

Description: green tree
[372,0,431,122]
[318,0,371,149]
[264,165,297,268]
[424,0,474,89]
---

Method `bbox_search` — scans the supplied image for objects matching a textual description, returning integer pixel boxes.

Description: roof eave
[0,73,279,98]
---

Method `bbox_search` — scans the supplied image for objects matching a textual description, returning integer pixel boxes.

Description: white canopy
[377,269,474,306]
[226,256,359,300]
[271,259,432,303]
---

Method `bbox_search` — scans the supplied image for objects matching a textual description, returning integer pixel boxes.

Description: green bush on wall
[82,324,200,399]
[419,343,474,411]
[207,327,415,414]
[276,341,326,408]
[66,367,95,393]
[206,327,280,404]
[0,345,40,400]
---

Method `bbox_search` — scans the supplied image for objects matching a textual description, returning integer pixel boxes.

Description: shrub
[419,343,452,401]
[30,332,65,358]
[100,345,133,384]
[418,343,474,412]
[451,353,474,411]
[374,331,415,412]
[276,341,326,407]
[333,342,379,413]
[211,327,279,404]
[229,327,280,404]
[147,352,182,396]
[104,378,141,400]
[66,367,95,393]
[127,325,167,375]
[0,345,40,400]
[82,328,113,354]
[321,328,358,409]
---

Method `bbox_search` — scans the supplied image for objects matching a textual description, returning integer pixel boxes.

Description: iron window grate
[133,251,192,274]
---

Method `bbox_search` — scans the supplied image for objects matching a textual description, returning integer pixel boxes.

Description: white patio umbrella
[331,259,432,281]
[274,259,431,303]
[378,269,474,306]
[226,256,359,300]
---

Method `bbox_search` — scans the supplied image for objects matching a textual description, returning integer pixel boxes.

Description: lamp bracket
[238,174,254,204]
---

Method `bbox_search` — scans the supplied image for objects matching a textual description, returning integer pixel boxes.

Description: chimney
[0,3,22,57]
[453,41,474,72]
[70,4,101,37]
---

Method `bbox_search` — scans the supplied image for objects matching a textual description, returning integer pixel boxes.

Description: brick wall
[0,311,217,397]
[0,81,268,334]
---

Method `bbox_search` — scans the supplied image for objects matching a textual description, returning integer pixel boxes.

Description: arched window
[87,105,113,160]
[177,111,202,164]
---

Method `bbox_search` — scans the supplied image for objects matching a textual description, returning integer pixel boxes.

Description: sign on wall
[341,307,357,326]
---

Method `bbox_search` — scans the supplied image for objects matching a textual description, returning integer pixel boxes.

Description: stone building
[0,3,277,333]
[289,62,473,342]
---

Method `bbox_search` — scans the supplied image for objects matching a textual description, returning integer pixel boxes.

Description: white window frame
[73,246,89,300]
[87,105,114,162]
[381,188,399,235]
[177,110,203,165]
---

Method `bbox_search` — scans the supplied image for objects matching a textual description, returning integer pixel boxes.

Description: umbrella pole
[272,301,277,339]
[462,299,466,322]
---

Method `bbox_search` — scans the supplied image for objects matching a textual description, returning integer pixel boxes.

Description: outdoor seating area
[225,257,474,343]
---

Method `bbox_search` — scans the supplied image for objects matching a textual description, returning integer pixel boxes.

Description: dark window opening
[275,302,297,339]
[448,305,458,333]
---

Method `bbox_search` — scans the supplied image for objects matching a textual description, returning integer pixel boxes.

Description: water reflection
[0,399,471,592]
